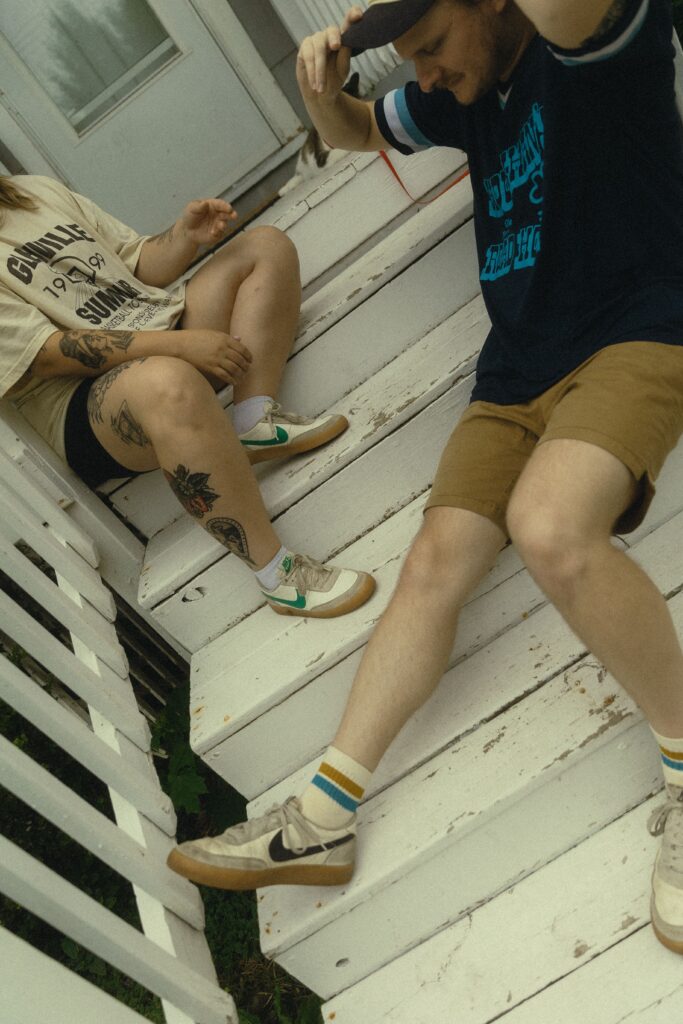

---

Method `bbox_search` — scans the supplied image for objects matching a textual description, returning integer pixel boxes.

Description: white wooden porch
[3,130,683,1021]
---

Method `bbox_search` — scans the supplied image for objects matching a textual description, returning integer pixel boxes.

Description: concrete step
[322,795,676,1024]
[189,466,683,798]
[139,292,488,647]
[107,178,475,541]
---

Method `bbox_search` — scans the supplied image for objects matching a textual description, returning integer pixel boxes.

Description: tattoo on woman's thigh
[206,516,255,566]
[111,401,150,448]
[87,358,147,424]
[163,464,219,519]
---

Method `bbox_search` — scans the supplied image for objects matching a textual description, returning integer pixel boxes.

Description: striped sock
[299,747,372,829]
[652,729,683,790]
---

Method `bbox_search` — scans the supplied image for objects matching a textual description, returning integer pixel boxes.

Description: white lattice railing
[270,0,403,93]
[0,415,236,1024]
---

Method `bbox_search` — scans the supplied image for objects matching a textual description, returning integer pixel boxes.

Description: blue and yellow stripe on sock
[311,762,365,814]
[660,746,683,773]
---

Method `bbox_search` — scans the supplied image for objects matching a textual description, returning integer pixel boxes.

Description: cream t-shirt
[0,175,186,458]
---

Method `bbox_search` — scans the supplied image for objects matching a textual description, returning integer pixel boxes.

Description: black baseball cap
[341,0,438,55]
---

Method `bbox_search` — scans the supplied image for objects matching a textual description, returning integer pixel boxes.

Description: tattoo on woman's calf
[163,464,219,518]
[206,516,255,565]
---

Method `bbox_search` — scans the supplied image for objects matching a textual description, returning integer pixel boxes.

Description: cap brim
[341,0,436,55]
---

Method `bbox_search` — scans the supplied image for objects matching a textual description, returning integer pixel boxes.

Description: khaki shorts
[426,341,683,536]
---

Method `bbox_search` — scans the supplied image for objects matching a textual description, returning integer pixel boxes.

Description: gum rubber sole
[167,848,354,890]
[267,572,376,618]
[245,415,349,465]
[651,903,683,955]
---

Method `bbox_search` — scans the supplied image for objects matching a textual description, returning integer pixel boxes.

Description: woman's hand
[179,199,238,247]
[175,329,252,386]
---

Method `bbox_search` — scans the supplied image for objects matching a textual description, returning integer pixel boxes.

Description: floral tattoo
[163,465,219,519]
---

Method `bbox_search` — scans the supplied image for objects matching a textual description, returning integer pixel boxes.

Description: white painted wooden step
[254,148,467,290]
[251,658,664,997]
[139,292,488,646]
[108,188,476,540]
[189,459,683,798]
[321,795,676,1024]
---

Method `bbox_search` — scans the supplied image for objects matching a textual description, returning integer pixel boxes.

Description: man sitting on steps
[0,175,375,618]
[168,0,683,956]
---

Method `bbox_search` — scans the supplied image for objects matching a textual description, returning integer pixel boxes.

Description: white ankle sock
[254,545,289,592]
[299,746,372,829]
[652,728,683,790]
[233,395,272,435]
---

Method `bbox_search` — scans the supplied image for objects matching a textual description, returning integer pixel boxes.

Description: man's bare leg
[333,506,506,770]
[506,438,683,735]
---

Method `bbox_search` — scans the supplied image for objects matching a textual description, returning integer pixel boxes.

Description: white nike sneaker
[167,797,356,890]
[262,552,375,618]
[649,784,683,955]
[239,401,348,465]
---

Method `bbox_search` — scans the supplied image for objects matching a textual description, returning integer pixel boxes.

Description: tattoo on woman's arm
[582,0,629,46]
[206,516,255,566]
[148,224,175,246]
[163,464,219,519]
[60,329,134,370]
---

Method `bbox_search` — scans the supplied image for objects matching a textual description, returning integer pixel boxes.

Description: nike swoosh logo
[241,425,289,447]
[265,590,306,609]
[268,829,354,863]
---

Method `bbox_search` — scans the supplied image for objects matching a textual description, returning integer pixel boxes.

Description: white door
[0,0,301,231]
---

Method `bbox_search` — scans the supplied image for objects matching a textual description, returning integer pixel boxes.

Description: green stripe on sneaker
[265,590,306,609]
[241,425,289,447]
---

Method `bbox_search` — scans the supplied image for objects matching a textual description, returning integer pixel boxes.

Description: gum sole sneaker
[240,401,348,465]
[263,552,375,618]
[648,786,683,955]
[167,797,356,890]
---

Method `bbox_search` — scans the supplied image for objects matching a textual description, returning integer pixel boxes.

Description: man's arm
[135,198,238,288]
[514,0,634,50]
[296,6,387,152]
[6,325,251,395]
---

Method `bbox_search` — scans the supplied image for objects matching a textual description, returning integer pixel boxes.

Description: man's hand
[179,199,238,248]
[296,6,364,99]
[173,329,252,387]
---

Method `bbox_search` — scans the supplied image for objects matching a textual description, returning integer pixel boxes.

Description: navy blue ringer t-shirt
[375,0,683,405]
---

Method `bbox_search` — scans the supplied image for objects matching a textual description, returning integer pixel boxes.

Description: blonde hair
[0,177,37,214]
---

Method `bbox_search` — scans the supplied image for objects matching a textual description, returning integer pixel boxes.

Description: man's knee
[507,497,595,590]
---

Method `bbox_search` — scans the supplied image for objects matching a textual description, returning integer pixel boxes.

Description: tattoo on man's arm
[60,329,134,370]
[163,464,219,519]
[111,400,150,448]
[582,0,629,46]
[206,516,256,566]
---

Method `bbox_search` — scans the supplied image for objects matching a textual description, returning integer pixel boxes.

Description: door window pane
[1,0,179,134]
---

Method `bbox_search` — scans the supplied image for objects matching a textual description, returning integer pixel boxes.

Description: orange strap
[379,149,470,204]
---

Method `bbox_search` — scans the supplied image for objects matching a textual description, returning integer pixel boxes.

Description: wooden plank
[0,445,98,567]
[108,217,479,538]
[262,148,467,288]
[1,927,152,1024]
[0,836,237,1024]
[0,590,149,751]
[0,529,126,672]
[139,293,487,615]
[252,666,663,997]
[0,532,128,677]
[0,488,116,621]
[0,655,176,836]
[323,797,666,1024]
[0,734,203,930]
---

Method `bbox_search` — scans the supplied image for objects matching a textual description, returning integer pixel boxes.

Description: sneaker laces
[280,552,332,592]
[648,792,683,873]
[224,797,333,854]
[263,400,315,427]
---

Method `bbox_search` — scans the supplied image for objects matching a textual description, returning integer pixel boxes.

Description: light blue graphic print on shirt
[481,102,545,282]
